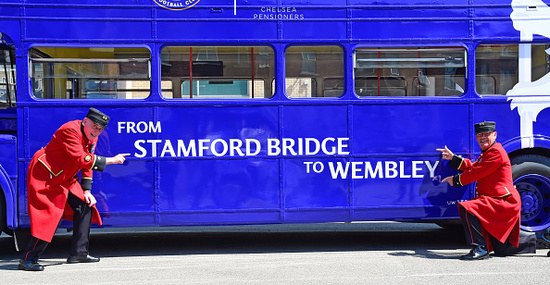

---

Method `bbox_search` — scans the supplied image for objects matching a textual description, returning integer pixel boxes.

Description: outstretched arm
[436,145,454,160]
[105,153,130,165]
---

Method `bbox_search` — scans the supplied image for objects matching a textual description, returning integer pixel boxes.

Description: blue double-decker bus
[1,0,550,245]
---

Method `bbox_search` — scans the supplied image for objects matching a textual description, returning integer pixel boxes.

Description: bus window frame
[159,44,277,101]
[27,45,153,101]
[284,44,346,100]
[352,45,469,100]
[474,42,550,97]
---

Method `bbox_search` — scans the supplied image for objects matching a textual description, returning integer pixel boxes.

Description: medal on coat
[90,143,96,153]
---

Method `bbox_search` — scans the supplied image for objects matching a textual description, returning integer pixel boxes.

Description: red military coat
[452,143,520,251]
[27,120,106,242]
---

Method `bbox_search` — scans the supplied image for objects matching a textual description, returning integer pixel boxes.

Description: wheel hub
[515,174,550,232]
[517,181,543,221]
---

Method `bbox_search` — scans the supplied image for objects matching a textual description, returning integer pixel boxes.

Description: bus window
[0,45,16,106]
[160,46,275,99]
[29,47,151,99]
[285,46,344,98]
[476,44,550,95]
[354,47,466,97]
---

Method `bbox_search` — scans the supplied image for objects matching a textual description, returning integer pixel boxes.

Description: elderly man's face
[476,131,497,151]
[82,117,104,142]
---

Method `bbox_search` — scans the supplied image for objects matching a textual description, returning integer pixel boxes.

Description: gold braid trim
[37,154,63,177]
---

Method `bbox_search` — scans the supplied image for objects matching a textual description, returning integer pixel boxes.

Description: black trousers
[21,192,93,261]
[459,205,536,256]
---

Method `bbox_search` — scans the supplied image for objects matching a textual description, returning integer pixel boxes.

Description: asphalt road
[1,222,549,284]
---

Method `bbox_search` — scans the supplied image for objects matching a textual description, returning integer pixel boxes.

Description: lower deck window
[161,46,275,99]
[285,46,344,98]
[354,47,466,97]
[476,44,550,95]
[30,47,151,99]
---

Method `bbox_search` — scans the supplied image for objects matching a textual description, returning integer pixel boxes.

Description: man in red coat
[437,121,536,260]
[19,108,129,271]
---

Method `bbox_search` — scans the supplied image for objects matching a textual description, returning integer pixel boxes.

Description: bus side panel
[351,20,470,41]
[472,101,521,145]
[155,106,280,226]
[0,135,17,178]
[352,3,469,19]
[351,2,471,41]
[351,103,470,220]
[281,105,350,222]
[157,21,278,41]
[281,2,347,40]
[25,6,152,19]
[351,156,465,221]
[86,159,156,227]
[158,159,280,225]
[283,21,347,40]
[352,104,470,155]
[283,157,350,222]
[25,20,152,41]
[473,99,550,150]
[536,108,550,139]
[473,21,520,41]
[0,18,20,46]
[472,3,519,40]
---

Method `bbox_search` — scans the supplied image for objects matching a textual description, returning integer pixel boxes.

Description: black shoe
[18,260,44,271]
[67,255,100,264]
[460,245,489,260]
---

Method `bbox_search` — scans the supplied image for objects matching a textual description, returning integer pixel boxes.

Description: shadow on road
[0,222,466,261]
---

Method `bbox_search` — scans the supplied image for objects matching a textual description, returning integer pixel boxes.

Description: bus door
[0,32,17,237]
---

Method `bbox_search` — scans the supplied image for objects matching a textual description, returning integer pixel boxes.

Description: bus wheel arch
[0,187,5,235]
[0,186,11,236]
[511,154,550,232]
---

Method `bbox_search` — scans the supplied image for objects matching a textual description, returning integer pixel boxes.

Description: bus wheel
[512,155,550,232]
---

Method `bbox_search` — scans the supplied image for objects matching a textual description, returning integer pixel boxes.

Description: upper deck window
[354,47,466,97]
[476,44,550,95]
[285,46,344,98]
[161,46,275,99]
[29,47,151,99]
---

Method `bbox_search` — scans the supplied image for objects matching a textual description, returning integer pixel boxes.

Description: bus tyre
[511,155,550,232]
